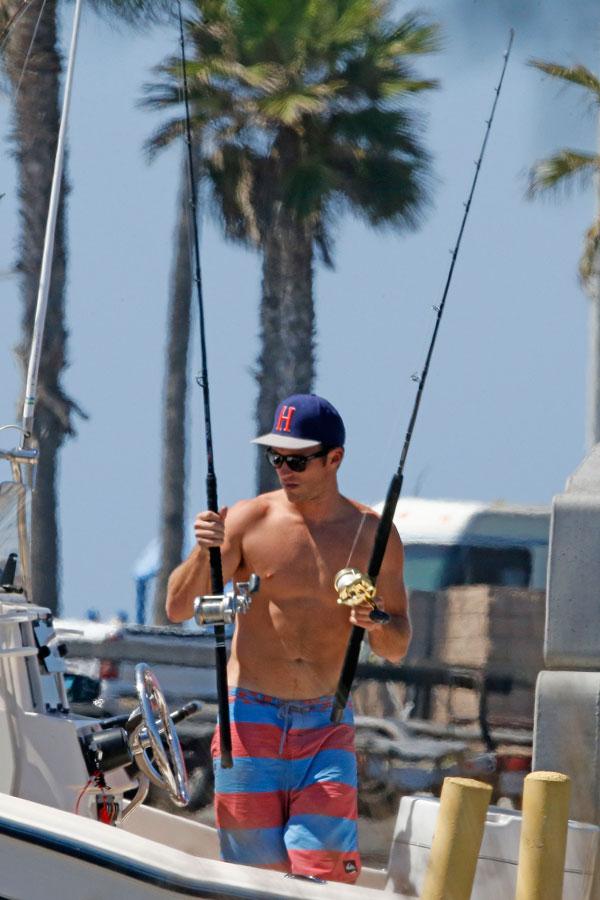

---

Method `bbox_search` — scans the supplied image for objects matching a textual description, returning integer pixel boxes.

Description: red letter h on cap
[275,405,296,433]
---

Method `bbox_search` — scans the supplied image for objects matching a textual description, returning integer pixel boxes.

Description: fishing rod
[331,29,515,725]
[175,1,234,768]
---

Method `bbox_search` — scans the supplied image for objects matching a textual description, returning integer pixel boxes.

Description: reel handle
[369,607,390,625]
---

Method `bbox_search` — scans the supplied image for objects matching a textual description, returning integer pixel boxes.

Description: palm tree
[1,0,169,614]
[527,60,600,447]
[143,0,439,497]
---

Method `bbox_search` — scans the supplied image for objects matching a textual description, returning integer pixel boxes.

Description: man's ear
[330,447,344,469]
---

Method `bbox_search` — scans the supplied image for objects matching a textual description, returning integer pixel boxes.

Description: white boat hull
[0,794,392,899]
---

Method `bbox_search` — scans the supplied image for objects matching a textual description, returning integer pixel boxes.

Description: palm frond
[143,118,187,158]
[527,150,600,197]
[328,106,424,154]
[379,77,438,97]
[143,0,438,243]
[385,15,441,58]
[185,58,285,92]
[86,0,173,27]
[139,80,182,112]
[310,0,375,49]
[258,90,327,125]
[528,59,600,101]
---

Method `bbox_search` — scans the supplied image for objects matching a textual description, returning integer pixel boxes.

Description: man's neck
[285,485,346,523]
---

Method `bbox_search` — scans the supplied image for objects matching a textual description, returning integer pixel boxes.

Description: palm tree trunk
[586,117,600,450]
[153,157,193,624]
[6,0,80,614]
[587,295,600,448]
[256,206,315,493]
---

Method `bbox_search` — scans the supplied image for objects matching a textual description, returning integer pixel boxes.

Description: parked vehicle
[378,497,550,592]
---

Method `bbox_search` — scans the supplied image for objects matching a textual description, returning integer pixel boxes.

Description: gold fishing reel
[334,568,390,624]
[334,568,377,608]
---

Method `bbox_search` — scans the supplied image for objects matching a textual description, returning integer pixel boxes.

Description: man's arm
[349,525,411,664]
[165,500,251,623]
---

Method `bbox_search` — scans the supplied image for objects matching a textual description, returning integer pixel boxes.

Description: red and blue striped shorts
[211,688,361,883]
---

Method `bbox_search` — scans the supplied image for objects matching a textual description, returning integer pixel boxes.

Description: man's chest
[241,519,363,598]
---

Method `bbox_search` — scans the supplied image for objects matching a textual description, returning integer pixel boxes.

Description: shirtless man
[166,393,410,883]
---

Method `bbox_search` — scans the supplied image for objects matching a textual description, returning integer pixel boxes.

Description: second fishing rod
[331,29,515,724]
[176,1,264,771]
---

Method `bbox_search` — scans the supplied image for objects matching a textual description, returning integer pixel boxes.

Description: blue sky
[0,3,597,619]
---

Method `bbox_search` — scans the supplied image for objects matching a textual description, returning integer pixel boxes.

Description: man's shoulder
[342,496,380,521]
[342,497,403,543]
[228,492,280,527]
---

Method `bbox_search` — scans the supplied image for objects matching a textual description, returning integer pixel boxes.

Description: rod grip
[206,475,232,768]
[331,626,364,724]
[215,639,232,768]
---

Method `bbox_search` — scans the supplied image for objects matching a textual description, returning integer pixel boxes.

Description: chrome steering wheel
[129,663,189,807]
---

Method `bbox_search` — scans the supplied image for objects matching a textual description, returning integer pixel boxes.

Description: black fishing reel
[194,574,260,626]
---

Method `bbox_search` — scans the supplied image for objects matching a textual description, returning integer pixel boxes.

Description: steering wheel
[129,663,190,807]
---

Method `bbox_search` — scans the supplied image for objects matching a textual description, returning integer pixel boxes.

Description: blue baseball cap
[252,394,346,450]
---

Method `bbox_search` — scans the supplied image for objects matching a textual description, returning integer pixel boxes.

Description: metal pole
[20,0,84,443]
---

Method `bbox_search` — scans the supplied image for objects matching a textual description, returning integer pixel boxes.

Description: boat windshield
[0,482,30,592]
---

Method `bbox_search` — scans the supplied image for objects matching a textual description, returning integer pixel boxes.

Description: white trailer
[374,497,550,592]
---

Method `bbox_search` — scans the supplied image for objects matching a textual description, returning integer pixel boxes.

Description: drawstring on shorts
[277,701,310,755]
[277,700,314,756]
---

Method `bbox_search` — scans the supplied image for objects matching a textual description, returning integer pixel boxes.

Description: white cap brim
[251,433,321,449]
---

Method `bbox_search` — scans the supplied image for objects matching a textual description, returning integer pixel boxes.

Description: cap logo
[275,405,296,433]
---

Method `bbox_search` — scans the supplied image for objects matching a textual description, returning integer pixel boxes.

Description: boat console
[0,469,195,827]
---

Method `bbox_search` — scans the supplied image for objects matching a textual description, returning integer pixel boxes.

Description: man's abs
[228,605,351,699]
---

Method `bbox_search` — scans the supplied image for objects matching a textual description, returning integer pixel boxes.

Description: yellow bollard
[515,770,571,900]
[420,777,492,900]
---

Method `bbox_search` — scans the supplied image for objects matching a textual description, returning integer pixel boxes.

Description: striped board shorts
[211,687,361,883]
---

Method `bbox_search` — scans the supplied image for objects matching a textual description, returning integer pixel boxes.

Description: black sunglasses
[266,447,329,472]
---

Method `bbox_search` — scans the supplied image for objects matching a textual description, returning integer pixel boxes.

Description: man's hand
[194,508,228,550]
[349,600,385,633]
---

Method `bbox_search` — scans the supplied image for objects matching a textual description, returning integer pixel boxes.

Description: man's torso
[227,492,376,698]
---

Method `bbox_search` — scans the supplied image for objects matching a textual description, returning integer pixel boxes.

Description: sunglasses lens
[267,451,284,469]
[266,450,309,472]
[287,457,307,473]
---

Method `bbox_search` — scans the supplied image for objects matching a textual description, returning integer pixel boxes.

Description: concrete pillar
[533,671,600,824]
[545,445,600,669]
[534,445,600,856]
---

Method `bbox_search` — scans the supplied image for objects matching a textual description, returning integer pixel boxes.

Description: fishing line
[176,0,233,769]
[331,28,515,724]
